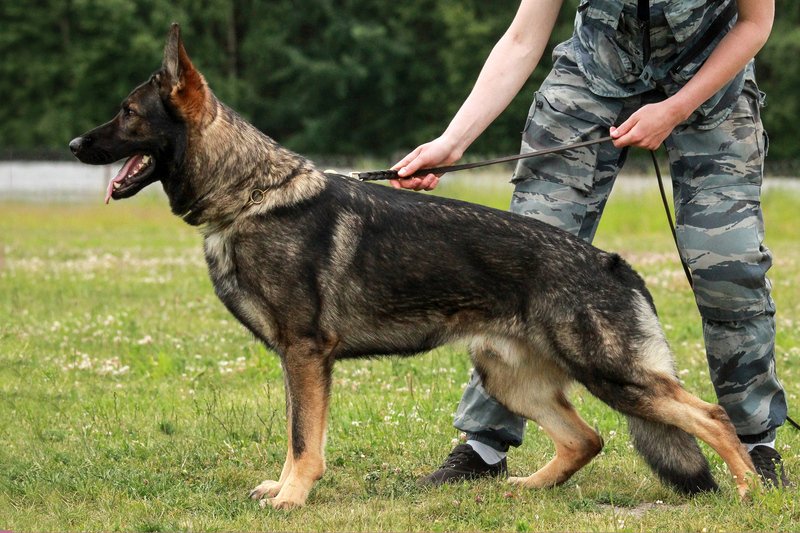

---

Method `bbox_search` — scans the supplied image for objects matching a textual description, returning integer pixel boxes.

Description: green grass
[2,178,800,531]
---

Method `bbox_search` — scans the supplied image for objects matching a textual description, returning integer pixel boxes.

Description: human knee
[689,260,772,322]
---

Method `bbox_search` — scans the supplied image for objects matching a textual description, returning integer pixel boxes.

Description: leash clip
[349,171,365,181]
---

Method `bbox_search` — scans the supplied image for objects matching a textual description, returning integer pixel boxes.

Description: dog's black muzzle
[69,136,86,157]
[68,132,123,166]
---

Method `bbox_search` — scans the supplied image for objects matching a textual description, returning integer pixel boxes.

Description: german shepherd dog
[70,24,758,509]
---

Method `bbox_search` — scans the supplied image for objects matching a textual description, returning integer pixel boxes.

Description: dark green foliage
[0,0,798,161]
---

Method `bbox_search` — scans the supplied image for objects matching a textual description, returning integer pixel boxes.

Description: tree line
[2,0,799,162]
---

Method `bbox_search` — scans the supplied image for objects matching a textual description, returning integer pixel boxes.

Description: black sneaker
[749,445,791,489]
[417,443,508,487]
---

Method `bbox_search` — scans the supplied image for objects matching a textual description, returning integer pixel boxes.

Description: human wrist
[665,92,699,124]
[438,130,468,162]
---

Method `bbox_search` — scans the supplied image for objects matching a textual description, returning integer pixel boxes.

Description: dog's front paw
[249,480,283,500]
[265,496,305,510]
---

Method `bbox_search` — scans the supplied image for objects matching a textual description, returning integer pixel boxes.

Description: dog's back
[210,171,643,357]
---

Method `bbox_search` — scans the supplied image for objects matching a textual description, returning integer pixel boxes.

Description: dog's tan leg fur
[509,394,603,488]
[251,349,332,509]
[648,382,757,498]
[249,383,294,500]
[273,377,328,508]
[471,338,603,489]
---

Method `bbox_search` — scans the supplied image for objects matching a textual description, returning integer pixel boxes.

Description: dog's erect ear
[160,23,212,125]
[162,23,186,86]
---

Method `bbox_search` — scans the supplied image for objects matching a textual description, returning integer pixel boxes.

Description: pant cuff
[465,432,513,453]
[738,428,778,444]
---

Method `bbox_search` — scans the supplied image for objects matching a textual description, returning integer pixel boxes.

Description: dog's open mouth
[105,154,156,203]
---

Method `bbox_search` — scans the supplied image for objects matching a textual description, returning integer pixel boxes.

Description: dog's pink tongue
[105,155,142,204]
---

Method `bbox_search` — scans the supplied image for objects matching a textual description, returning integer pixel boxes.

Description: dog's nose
[69,137,83,155]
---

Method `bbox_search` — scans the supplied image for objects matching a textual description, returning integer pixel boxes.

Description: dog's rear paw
[249,480,283,500]
[508,474,557,489]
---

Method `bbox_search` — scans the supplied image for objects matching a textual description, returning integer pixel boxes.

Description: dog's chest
[203,228,249,316]
[204,229,236,283]
[202,227,280,348]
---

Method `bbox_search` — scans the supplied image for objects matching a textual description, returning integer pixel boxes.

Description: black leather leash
[350,0,799,435]
[637,0,651,67]
[351,139,692,281]
[651,149,694,287]
[637,0,799,433]
[349,136,613,181]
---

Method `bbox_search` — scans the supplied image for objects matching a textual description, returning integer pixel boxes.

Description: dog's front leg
[250,371,295,501]
[252,344,334,509]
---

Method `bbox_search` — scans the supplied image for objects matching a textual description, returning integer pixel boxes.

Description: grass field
[2,177,800,531]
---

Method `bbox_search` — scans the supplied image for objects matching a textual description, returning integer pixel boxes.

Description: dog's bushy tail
[627,416,719,495]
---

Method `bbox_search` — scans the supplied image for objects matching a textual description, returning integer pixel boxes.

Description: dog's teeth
[142,155,151,164]
[114,182,121,189]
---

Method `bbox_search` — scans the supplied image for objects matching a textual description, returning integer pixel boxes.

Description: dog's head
[70,23,212,204]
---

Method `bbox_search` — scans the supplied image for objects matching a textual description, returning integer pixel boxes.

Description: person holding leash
[393,0,789,488]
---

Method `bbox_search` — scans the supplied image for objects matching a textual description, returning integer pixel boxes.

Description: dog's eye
[124,108,136,118]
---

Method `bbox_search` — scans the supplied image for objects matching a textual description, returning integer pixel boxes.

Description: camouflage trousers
[455,45,787,451]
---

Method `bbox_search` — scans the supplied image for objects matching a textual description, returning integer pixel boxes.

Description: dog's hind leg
[633,377,757,499]
[581,364,755,496]
[471,339,603,489]
[508,392,604,489]
[576,292,756,498]
[250,342,335,509]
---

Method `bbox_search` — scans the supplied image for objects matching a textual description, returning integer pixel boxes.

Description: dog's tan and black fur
[70,24,758,509]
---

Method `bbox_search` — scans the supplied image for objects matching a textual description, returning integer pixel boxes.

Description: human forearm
[440,0,564,157]
[440,34,551,157]
[392,0,563,190]
[666,0,774,122]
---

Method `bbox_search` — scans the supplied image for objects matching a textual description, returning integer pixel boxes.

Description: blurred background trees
[1,0,798,163]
